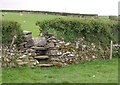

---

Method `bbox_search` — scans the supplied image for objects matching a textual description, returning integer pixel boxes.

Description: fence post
[110,40,113,60]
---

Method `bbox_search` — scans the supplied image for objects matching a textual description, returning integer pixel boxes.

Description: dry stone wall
[2,31,112,67]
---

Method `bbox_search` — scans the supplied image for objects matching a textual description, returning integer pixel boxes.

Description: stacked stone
[112,44,120,58]
[4,31,114,68]
[31,46,53,67]
[0,45,1,68]
[16,31,37,67]
[17,33,80,67]
[2,46,18,67]
[14,47,37,67]
[45,35,79,67]
[23,31,34,48]
[74,38,98,61]
[19,31,34,51]
[17,32,110,67]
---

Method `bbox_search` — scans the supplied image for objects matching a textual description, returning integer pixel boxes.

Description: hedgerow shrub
[2,21,25,47]
[109,16,118,21]
[36,18,118,49]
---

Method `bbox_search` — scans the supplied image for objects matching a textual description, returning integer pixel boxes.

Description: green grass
[2,12,111,38]
[2,58,118,83]
[0,69,2,85]
[2,12,62,37]
[1,11,118,83]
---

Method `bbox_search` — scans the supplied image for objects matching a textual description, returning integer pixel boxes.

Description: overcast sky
[0,0,119,16]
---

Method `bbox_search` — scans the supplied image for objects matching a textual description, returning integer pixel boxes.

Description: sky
[0,0,120,16]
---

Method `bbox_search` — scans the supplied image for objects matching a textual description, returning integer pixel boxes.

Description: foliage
[109,16,118,21]
[37,18,118,49]
[2,20,25,47]
[2,12,61,37]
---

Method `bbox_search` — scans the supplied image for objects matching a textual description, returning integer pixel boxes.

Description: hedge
[36,18,118,49]
[2,21,24,47]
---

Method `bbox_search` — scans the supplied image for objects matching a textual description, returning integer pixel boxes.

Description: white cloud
[0,0,119,15]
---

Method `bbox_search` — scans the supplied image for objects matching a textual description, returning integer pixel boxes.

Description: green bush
[109,16,118,21]
[2,21,25,47]
[37,18,118,49]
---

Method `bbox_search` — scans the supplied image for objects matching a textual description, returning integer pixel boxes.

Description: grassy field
[2,12,111,38]
[1,11,118,83]
[2,12,63,37]
[2,58,118,83]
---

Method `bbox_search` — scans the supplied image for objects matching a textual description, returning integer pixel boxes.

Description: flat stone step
[31,46,47,50]
[34,56,49,59]
[37,64,53,67]
[17,61,28,65]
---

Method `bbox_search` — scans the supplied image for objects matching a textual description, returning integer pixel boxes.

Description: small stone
[18,62,28,65]
[31,46,47,50]
[10,53,14,56]
[68,54,74,57]
[47,42,55,48]
[35,60,39,64]
[37,64,53,67]
[48,50,58,55]
[50,58,60,61]
[92,55,96,59]
[65,43,71,46]
[34,56,49,59]
[57,51,62,55]
[19,55,28,59]
[52,40,57,43]
[59,41,65,44]
[56,45,60,48]
[82,45,86,48]
[16,59,22,63]
[52,62,63,67]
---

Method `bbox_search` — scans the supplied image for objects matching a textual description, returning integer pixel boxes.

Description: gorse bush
[37,18,118,48]
[2,21,25,47]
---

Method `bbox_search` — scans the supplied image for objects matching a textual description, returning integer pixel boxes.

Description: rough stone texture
[25,39,34,48]
[23,30,32,41]
[47,42,55,48]
[37,64,53,67]
[33,37,47,47]
[16,32,98,67]
[2,31,114,68]
[34,56,49,59]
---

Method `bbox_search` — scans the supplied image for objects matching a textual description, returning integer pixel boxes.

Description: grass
[2,58,118,83]
[0,69,2,85]
[1,11,118,83]
[2,12,111,38]
[2,12,62,37]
